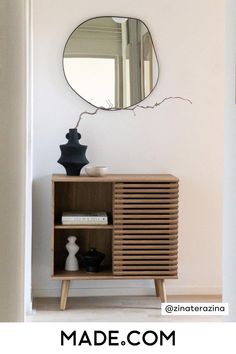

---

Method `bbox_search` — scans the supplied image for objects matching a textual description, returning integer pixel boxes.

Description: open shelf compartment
[53,181,113,225]
[53,228,112,276]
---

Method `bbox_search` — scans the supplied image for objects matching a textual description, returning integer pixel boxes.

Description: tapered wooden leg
[60,280,70,310]
[154,279,160,296]
[154,279,167,303]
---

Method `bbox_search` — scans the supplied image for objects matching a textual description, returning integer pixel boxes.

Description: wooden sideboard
[51,174,179,310]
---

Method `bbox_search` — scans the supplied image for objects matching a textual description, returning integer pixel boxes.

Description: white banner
[0,322,236,354]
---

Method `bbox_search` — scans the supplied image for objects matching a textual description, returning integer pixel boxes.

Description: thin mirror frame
[62,15,160,110]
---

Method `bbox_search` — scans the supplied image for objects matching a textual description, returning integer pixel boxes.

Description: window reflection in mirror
[63,16,159,109]
[64,57,116,107]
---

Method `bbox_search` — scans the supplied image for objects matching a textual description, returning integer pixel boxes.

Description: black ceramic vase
[81,248,105,273]
[57,128,89,176]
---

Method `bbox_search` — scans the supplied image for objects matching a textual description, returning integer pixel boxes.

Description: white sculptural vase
[65,236,79,271]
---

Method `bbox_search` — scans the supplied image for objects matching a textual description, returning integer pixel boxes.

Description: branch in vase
[75,96,192,129]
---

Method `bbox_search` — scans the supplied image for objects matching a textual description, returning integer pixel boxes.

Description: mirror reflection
[63,16,159,109]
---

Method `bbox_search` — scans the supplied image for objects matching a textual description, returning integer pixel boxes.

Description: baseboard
[33,286,222,298]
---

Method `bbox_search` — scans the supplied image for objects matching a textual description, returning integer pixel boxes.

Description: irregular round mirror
[63,16,159,109]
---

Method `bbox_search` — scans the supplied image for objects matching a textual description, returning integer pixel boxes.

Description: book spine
[62,217,108,225]
[62,220,108,225]
[62,217,107,221]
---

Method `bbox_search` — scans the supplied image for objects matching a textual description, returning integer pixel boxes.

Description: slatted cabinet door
[113,179,179,277]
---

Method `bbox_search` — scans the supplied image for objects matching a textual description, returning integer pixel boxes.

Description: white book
[62,220,108,225]
[62,211,108,225]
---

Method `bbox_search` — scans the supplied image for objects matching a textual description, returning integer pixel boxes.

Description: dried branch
[75,96,192,128]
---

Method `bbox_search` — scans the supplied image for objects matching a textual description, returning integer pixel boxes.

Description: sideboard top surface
[52,174,179,182]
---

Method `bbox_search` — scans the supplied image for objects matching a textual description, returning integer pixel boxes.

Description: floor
[26,295,223,322]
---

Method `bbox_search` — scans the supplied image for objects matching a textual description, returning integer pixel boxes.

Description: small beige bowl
[85,166,108,177]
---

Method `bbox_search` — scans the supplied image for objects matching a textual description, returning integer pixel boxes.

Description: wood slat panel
[114,214,178,218]
[114,210,178,214]
[114,235,177,239]
[114,193,178,199]
[113,180,178,277]
[114,245,178,250]
[114,260,178,265]
[114,188,179,193]
[115,250,177,254]
[114,183,178,188]
[114,199,178,204]
[115,254,178,263]
[114,219,178,224]
[114,224,177,229]
[114,229,177,234]
[114,271,177,275]
[114,265,177,270]
[114,240,178,245]
[114,204,178,209]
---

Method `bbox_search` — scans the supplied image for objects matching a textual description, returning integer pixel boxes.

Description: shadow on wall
[32,175,53,284]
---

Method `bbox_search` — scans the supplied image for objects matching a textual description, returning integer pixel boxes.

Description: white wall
[32,0,224,297]
[0,0,26,321]
[223,0,236,321]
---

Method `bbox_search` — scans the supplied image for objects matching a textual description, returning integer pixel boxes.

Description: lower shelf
[52,269,113,280]
[52,269,178,280]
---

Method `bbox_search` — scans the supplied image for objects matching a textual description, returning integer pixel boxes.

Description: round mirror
[63,16,159,109]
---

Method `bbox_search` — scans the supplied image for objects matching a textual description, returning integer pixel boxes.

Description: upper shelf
[54,224,113,230]
[52,174,179,183]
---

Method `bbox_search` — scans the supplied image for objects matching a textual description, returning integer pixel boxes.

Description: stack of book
[62,211,108,225]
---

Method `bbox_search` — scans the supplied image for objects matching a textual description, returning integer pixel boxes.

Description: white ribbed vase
[65,236,79,271]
